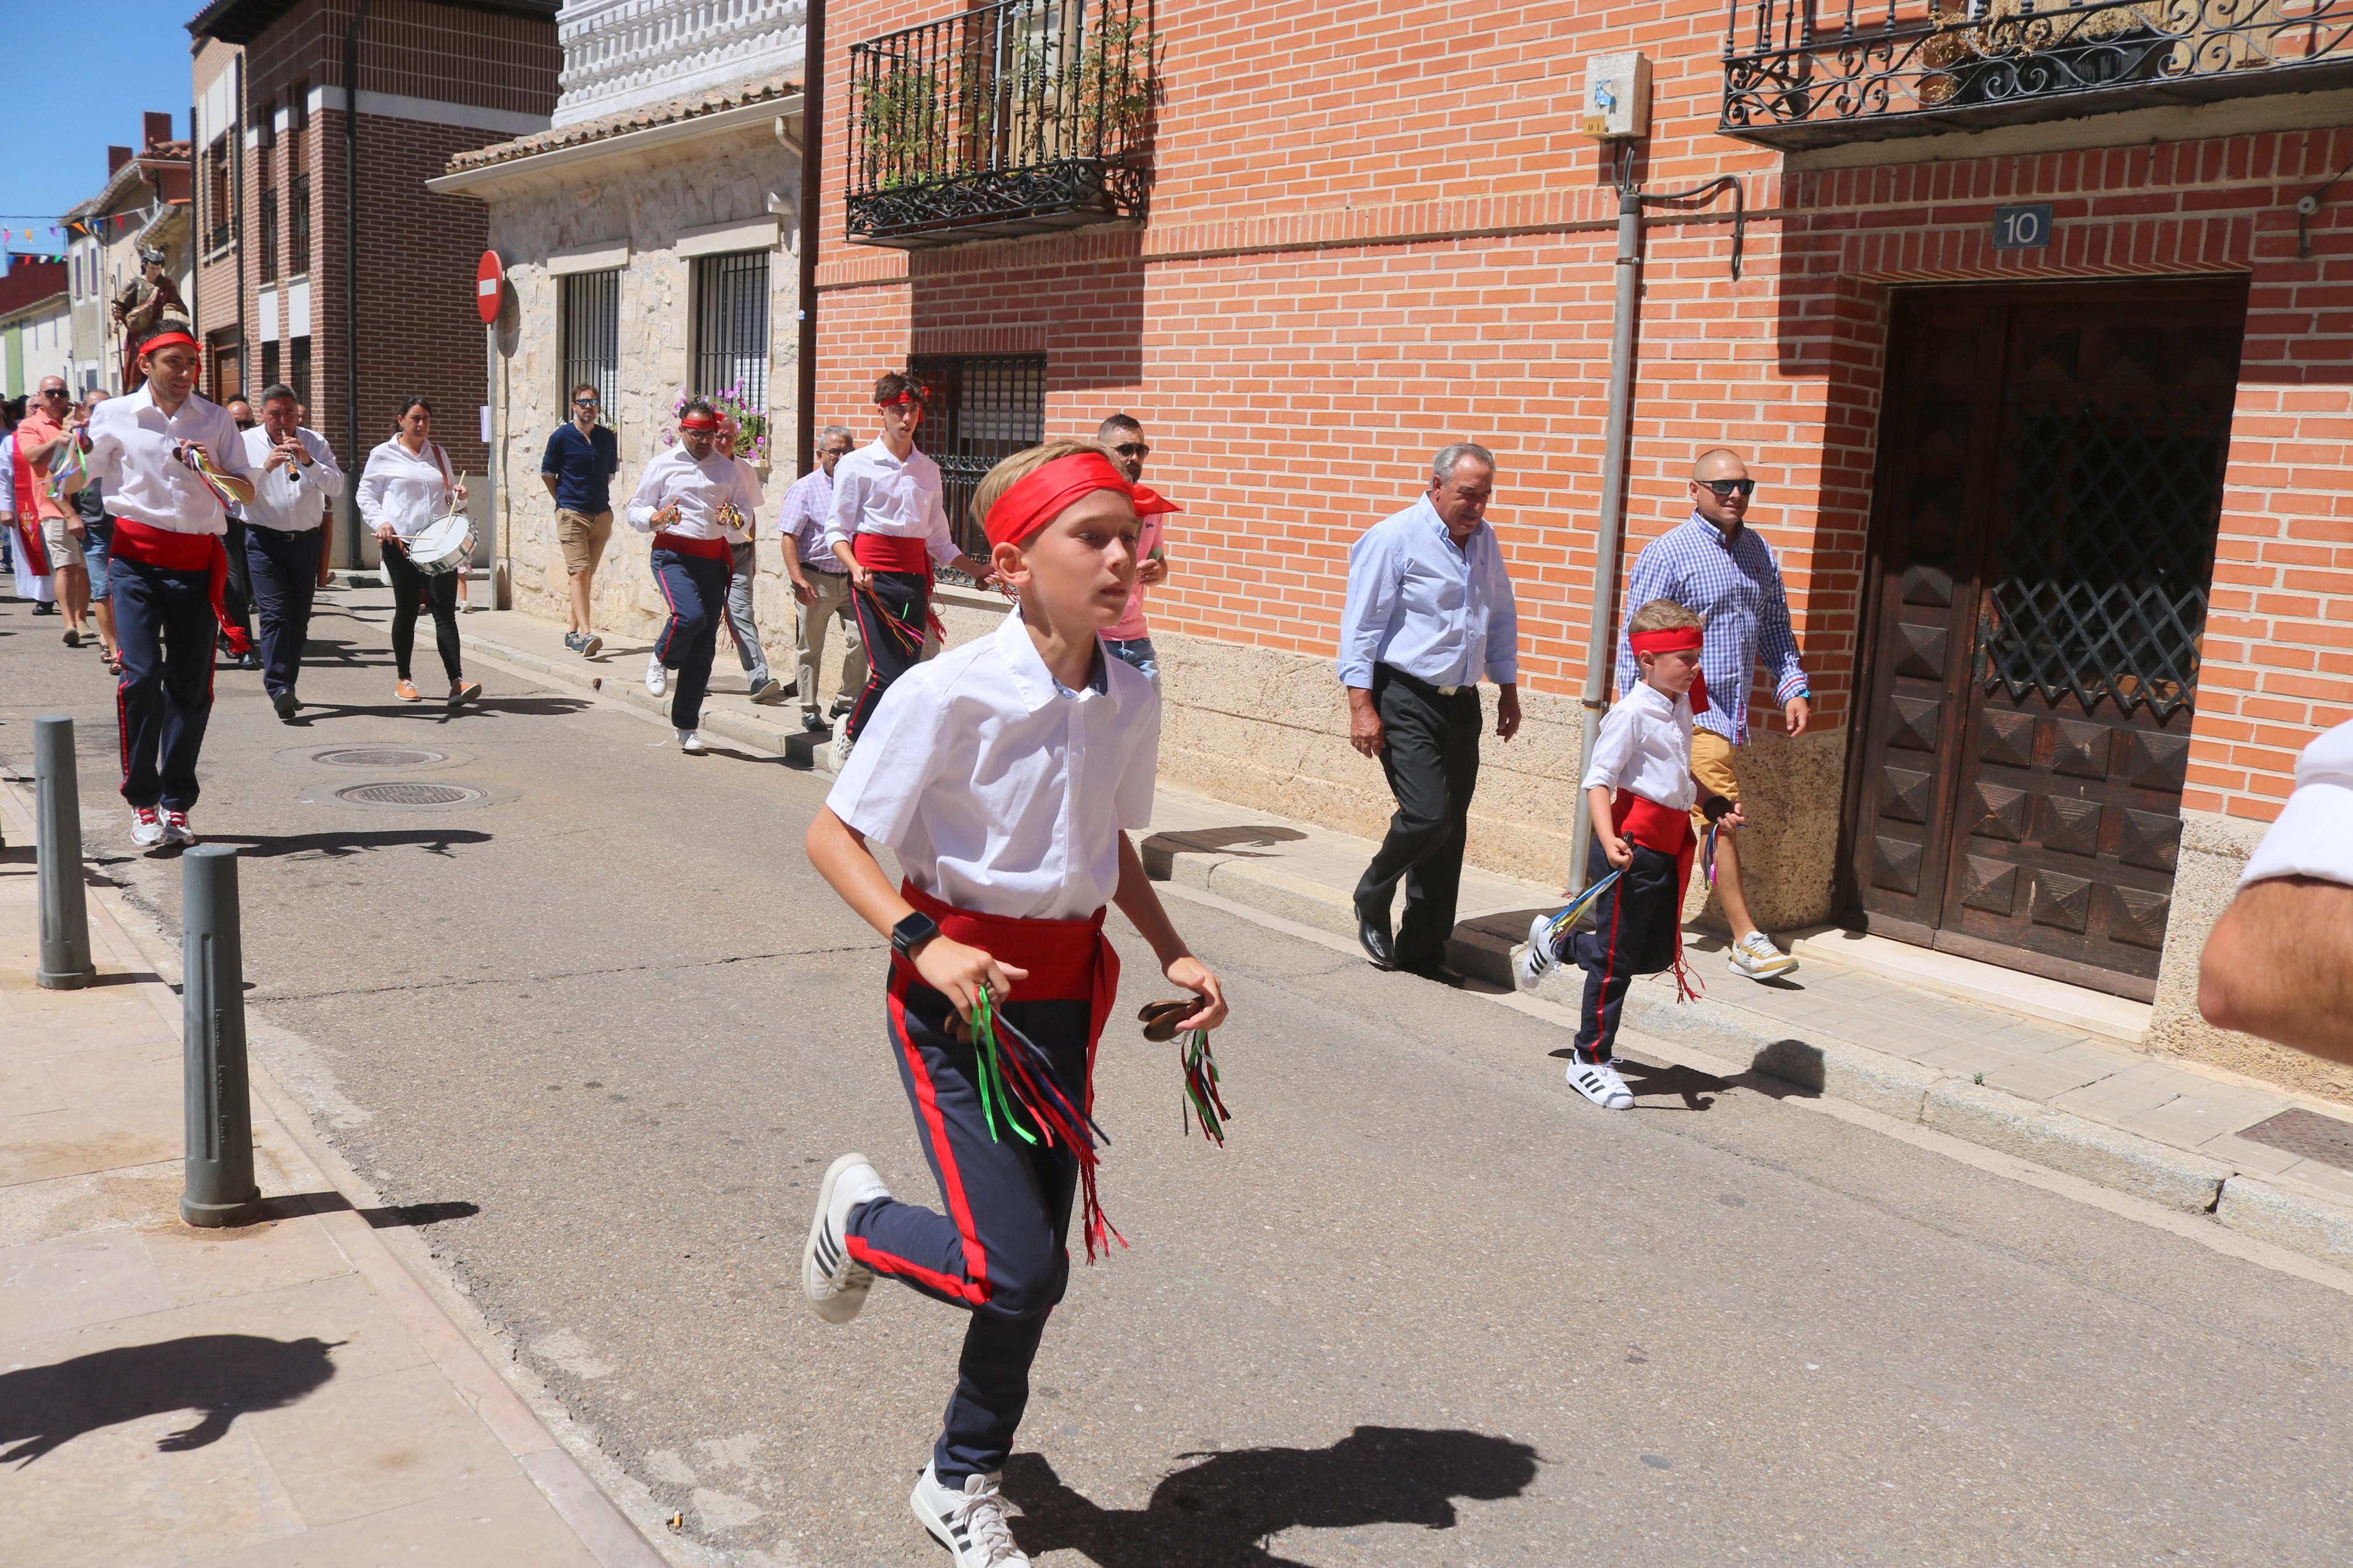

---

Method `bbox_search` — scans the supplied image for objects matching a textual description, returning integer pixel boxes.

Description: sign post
[475,250,505,607]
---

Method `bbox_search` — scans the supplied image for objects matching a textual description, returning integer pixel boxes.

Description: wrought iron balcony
[1720,0,2353,149]
[846,0,1155,248]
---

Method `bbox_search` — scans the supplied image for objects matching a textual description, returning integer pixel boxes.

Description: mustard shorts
[1690,727,1740,832]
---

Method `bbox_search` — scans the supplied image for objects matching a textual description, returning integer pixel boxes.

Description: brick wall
[814,0,2353,830]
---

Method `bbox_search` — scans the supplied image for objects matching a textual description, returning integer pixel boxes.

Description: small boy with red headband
[824,371,995,766]
[1520,598,1741,1110]
[801,436,1227,1567]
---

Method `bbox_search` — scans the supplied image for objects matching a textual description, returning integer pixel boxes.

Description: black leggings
[384,542,462,682]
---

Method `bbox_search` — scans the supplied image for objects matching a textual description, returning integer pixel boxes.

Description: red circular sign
[474,250,505,326]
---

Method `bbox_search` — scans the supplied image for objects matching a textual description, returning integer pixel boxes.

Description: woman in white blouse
[357,396,480,706]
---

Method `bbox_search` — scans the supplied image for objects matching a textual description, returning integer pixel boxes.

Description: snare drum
[403,512,476,577]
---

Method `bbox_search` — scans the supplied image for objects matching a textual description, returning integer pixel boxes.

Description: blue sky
[1,0,201,255]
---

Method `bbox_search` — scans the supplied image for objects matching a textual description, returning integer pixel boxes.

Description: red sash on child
[110,517,233,635]
[1613,792,1705,1001]
[896,879,1123,1257]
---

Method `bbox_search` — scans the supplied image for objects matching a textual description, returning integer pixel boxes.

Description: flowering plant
[661,383,771,465]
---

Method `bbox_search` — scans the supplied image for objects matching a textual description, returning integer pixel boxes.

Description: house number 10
[1993,204,2054,250]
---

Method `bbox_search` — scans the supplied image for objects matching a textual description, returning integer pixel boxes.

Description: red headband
[878,392,921,409]
[679,412,719,432]
[1130,482,1182,517]
[139,331,199,358]
[984,450,1135,552]
[1629,626,1709,712]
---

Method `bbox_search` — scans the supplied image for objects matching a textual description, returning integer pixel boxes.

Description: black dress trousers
[1354,663,1483,970]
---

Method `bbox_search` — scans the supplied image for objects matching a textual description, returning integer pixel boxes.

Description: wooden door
[1844,281,2245,1000]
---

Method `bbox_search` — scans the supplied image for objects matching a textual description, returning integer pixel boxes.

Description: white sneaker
[1517,911,1560,989]
[1727,929,1798,980]
[677,729,705,754]
[1567,1057,1635,1110]
[831,734,854,770]
[803,1153,889,1324]
[161,809,198,848]
[910,1463,1029,1567]
[645,653,668,697]
[130,806,165,848]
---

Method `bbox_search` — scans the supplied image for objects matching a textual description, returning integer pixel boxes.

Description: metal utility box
[1582,52,1652,140]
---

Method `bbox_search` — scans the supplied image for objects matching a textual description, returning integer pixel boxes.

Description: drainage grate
[2235,1108,2353,1173]
[335,782,487,808]
[313,746,450,769]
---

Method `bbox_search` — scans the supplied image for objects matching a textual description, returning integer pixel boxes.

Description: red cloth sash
[111,517,233,638]
[895,880,1118,1054]
[652,530,730,562]
[1612,791,1703,1001]
[853,532,931,573]
[9,437,51,577]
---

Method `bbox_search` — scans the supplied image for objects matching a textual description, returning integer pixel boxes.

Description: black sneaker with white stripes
[802,1153,888,1324]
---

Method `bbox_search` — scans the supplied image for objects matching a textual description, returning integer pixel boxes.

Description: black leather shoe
[1399,954,1466,986]
[1357,906,1397,970]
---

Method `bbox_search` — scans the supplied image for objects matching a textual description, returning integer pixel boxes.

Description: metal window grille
[261,339,280,392]
[691,251,769,408]
[560,269,621,413]
[288,173,310,275]
[206,138,233,253]
[908,353,1048,560]
[289,337,310,406]
[257,190,278,284]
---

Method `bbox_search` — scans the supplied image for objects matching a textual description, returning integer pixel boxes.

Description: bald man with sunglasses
[1614,447,1811,982]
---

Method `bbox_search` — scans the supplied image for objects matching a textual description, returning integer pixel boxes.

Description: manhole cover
[336,782,487,808]
[313,746,450,769]
[2236,1108,2353,1173]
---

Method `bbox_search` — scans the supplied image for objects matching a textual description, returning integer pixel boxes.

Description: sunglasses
[39,387,67,399]
[1113,443,1150,460]
[1699,478,1756,499]
[573,397,599,407]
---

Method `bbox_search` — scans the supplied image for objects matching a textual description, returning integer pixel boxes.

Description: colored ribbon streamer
[1543,869,1624,950]
[971,983,1124,1259]
[1179,1029,1229,1144]
[175,442,240,511]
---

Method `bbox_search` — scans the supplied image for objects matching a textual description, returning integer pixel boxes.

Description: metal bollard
[34,716,95,990]
[181,846,261,1227]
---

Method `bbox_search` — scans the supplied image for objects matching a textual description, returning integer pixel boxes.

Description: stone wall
[482,118,801,673]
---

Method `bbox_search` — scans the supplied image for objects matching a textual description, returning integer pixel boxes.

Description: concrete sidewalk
[0,780,665,1567]
[439,600,2353,1277]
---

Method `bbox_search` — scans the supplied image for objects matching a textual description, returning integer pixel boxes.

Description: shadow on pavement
[258,1192,480,1229]
[1007,1425,1541,1566]
[1543,1047,1822,1110]
[0,1334,340,1467]
[199,830,492,859]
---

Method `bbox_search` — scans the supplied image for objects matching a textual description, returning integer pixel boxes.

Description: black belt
[1376,663,1475,701]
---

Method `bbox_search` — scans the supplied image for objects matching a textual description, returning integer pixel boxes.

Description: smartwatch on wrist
[890,910,940,961]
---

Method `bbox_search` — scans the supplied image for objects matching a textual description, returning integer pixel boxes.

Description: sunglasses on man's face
[39,388,67,399]
[573,398,599,408]
[1699,478,1756,499]
[1113,443,1150,460]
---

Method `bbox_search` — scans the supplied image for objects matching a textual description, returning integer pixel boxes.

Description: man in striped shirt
[1615,447,1809,981]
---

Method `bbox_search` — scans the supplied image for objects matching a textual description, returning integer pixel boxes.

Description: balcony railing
[846,0,1155,248]
[1720,0,2353,148]
[553,0,808,128]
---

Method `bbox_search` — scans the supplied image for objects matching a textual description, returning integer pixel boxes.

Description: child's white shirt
[1580,682,1697,810]
[826,609,1162,920]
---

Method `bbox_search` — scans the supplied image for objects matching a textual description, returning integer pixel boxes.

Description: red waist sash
[1612,791,1703,1001]
[853,532,931,573]
[110,518,240,649]
[652,530,731,562]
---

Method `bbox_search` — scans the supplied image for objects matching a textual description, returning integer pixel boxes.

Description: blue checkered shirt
[1616,513,1808,745]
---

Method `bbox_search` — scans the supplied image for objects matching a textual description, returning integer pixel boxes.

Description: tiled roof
[445,73,798,174]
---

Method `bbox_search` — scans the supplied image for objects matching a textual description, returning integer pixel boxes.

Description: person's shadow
[1005,1424,1541,1565]
[0,1334,339,1467]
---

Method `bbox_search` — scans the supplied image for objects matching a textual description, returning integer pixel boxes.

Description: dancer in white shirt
[356,397,480,707]
[74,323,256,849]
[239,383,343,721]
[627,401,754,752]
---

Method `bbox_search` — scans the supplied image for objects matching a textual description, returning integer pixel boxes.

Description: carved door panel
[1847,282,2244,1000]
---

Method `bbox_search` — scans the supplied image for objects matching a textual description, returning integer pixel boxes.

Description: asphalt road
[8,586,2352,1567]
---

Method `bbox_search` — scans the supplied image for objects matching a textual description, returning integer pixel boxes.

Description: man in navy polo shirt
[542,382,622,657]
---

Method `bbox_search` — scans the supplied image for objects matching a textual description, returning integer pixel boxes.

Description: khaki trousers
[796,567,867,716]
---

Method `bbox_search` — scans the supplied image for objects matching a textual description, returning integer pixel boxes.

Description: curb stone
[1921,1080,2231,1214]
[2215,1175,2353,1270]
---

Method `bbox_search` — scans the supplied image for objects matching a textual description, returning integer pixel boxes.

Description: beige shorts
[40,512,81,566]
[1690,727,1739,831]
[555,508,613,576]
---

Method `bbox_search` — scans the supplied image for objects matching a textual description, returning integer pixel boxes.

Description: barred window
[261,339,281,392]
[908,354,1048,560]
[288,173,310,275]
[691,251,768,409]
[289,337,311,406]
[561,269,620,413]
[257,189,278,284]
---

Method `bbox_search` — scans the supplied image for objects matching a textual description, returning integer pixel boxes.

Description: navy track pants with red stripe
[112,554,218,812]
[651,547,726,732]
[845,967,1087,1485]
[1567,836,1683,1065]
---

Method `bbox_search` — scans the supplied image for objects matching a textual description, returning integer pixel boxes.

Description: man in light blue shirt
[1337,442,1522,977]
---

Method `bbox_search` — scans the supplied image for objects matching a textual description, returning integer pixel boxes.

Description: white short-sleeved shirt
[826,609,1162,920]
[1580,681,1697,812]
[2240,719,2353,889]
[81,385,251,534]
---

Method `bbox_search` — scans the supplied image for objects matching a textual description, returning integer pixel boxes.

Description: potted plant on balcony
[1917,0,2172,108]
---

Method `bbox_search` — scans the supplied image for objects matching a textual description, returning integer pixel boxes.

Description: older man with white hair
[1338,442,1522,979]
